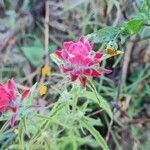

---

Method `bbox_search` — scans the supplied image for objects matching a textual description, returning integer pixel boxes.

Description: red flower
[55,37,112,87]
[0,79,30,127]
[0,79,15,112]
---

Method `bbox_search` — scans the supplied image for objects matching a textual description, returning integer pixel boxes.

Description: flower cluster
[0,79,30,128]
[55,37,112,87]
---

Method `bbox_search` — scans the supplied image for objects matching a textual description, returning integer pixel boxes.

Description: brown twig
[105,36,136,142]
[37,0,49,91]
[88,110,103,117]
[121,36,136,86]
[122,118,150,125]
[44,0,49,66]
[106,117,113,142]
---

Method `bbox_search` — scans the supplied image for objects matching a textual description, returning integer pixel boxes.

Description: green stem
[70,84,79,150]
[88,79,100,101]
[72,95,78,114]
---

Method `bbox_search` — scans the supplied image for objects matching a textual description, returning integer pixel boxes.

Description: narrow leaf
[81,91,112,119]
[81,118,109,150]
[31,102,66,141]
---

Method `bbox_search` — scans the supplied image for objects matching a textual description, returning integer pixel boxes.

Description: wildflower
[105,48,117,56]
[42,66,51,76]
[0,80,14,112]
[54,37,112,87]
[0,79,30,127]
[39,85,47,96]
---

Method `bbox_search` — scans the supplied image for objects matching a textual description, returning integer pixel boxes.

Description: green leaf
[85,27,120,43]
[50,102,66,118]
[18,120,25,150]
[81,117,109,150]
[81,91,112,119]
[84,116,103,126]
[122,19,144,35]
[21,39,44,66]
[31,102,66,141]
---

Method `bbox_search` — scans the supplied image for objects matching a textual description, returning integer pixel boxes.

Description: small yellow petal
[42,66,51,76]
[39,85,47,96]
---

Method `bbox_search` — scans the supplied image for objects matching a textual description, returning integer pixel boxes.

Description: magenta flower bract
[54,37,112,87]
[0,79,15,112]
[0,79,30,127]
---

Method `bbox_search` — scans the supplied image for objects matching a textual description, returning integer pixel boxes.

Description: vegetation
[0,0,149,150]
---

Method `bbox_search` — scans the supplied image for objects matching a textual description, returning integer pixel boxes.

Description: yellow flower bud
[42,66,51,76]
[39,85,47,96]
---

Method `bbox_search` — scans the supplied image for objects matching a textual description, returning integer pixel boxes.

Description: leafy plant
[0,1,148,150]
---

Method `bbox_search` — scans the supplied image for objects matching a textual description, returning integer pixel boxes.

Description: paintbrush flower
[54,37,112,87]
